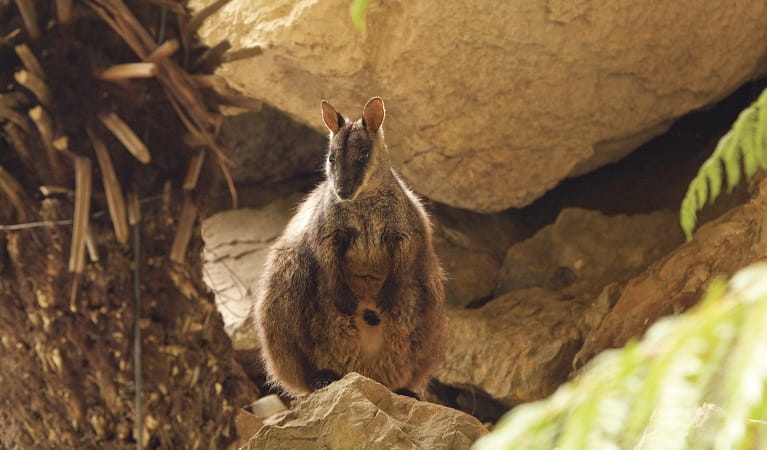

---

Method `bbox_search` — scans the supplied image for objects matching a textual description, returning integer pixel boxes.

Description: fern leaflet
[679,87,767,240]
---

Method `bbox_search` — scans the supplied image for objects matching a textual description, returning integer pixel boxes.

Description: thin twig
[13,0,41,40]
[29,106,65,182]
[15,70,53,107]
[0,107,32,133]
[0,195,161,231]
[85,229,99,262]
[182,149,205,191]
[147,39,179,62]
[187,0,230,35]
[14,44,45,80]
[130,187,143,450]
[192,40,230,71]
[99,63,157,81]
[3,122,34,168]
[221,46,263,63]
[56,0,74,24]
[169,196,196,263]
[68,156,92,273]
[87,126,129,245]
[40,185,75,197]
[0,165,29,221]
[98,111,152,164]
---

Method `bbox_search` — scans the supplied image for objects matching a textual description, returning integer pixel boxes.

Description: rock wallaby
[254,97,446,398]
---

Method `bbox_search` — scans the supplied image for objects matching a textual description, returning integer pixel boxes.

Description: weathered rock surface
[431,204,525,306]
[242,373,488,449]
[202,194,302,340]
[192,0,767,212]
[495,208,683,295]
[436,208,683,404]
[222,105,325,185]
[436,289,587,406]
[575,177,767,367]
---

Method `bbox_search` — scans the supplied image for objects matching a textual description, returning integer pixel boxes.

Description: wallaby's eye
[328,154,336,164]
[357,152,369,163]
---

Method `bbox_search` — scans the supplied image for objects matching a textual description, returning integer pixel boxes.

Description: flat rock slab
[242,373,488,449]
[192,0,767,212]
[202,194,302,341]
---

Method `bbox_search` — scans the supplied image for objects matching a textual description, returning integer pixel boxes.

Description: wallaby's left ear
[321,100,344,133]
[362,97,385,132]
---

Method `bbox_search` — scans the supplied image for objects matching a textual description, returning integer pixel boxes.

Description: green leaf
[350,0,370,31]
[678,86,767,237]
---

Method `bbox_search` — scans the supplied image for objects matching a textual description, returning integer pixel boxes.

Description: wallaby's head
[320,97,387,201]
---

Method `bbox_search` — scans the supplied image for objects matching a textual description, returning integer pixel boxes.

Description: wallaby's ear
[321,100,344,133]
[362,97,385,132]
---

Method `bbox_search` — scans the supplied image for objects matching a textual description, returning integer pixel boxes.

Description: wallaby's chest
[326,203,406,301]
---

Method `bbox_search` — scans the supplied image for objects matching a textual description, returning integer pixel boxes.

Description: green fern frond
[679,87,767,240]
[473,264,767,450]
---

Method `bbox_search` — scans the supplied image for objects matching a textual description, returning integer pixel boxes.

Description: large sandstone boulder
[191,0,767,212]
[242,373,488,449]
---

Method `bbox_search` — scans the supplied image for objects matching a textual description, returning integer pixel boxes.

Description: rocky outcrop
[495,208,683,295]
[242,373,488,450]
[437,289,587,406]
[435,208,683,404]
[431,204,525,306]
[575,177,767,367]
[191,0,767,212]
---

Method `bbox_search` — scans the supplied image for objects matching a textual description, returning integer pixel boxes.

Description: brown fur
[253,97,446,397]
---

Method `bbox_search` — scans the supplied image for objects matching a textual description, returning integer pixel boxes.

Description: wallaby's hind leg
[256,243,318,396]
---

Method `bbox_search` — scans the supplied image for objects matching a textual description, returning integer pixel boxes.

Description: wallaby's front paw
[310,369,341,391]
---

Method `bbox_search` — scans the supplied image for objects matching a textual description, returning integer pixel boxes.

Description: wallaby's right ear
[321,100,344,133]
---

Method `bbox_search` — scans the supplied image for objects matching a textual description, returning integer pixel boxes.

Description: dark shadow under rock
[429,203,528,306]
[222,103,326,185]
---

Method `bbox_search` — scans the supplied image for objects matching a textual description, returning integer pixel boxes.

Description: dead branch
[169,197,196,263]
[87,126,129,245]
[69,156,92,273]
[99,63,157,81]
[28,106,65,182]
[0,164,29,222]
[183,149,205,191]
[147,39,179,62]
[98,111,151,164]
[187,0,230,35]
[13,0,41,40]
[14,44,45,80]
[56,0,74,24]
[15,70,53,107]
